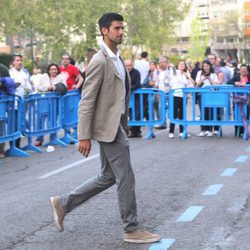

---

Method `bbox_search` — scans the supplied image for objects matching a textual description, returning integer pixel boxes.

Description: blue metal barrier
[60,90,80,144]
[168,86,250,140]
[0,95,29,157]
[22,92,66,152]
[129,88,166,139]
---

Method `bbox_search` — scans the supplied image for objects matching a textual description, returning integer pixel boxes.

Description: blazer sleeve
[78,58,105,140]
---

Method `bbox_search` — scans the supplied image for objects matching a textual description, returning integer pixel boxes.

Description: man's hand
[78,139,91,157]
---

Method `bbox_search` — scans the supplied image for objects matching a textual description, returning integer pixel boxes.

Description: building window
[180,37,189,43]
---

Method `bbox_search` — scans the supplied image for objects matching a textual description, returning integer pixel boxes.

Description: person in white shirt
[154,56,172,129]
[9,55,31,98]
[134,51,149,84]
[168,60,194,138]
[30,68,43,91]
[9,54,32,148]
[195,60,219,137]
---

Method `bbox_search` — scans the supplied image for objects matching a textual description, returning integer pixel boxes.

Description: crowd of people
[0,53,84,158]
[0,48,249,158]
[126,51,249,138]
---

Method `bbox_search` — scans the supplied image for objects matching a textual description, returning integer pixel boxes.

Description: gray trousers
[60,125,139,233]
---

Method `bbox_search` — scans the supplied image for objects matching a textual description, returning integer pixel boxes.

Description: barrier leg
[70,128,78,139]
[181,126,187,140]
[243,132,248,141]
[60,129,78,144]
[218,127,222,138]
[6,141,30,157]
[236,126,240,138]
[146,125,156,139]
[22,137,43,153]
[44,136,67,147]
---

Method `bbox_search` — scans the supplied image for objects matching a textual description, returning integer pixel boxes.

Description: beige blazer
[78,44,131,142]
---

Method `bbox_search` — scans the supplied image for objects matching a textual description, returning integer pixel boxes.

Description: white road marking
[38,154,100,179]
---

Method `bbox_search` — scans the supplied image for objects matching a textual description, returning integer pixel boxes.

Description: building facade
[166,0,250,63]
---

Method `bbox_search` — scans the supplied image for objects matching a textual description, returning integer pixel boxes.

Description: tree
[0,0,190,66]
[188,18,209,62]
[209,10,241,60]
[122,0,190,59]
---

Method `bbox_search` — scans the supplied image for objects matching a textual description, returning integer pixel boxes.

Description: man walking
[50,12,161,244]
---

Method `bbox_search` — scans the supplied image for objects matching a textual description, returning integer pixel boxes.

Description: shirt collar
[102,41,120,59]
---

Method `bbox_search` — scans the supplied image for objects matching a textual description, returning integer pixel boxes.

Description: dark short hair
[70,57,75,65]
[47,63,60,76]
[240,63,248,69]
[98,12,123,36]
[11,54,23,63]
[141,51,148,58]
[208,53,217,60]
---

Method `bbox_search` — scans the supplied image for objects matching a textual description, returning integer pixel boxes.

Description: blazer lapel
[100,44,130,99]
[101,44,122,80]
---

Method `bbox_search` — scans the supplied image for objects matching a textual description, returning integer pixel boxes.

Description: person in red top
[59,54,83,90]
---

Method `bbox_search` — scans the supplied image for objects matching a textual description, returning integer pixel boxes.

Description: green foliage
[188,18,209,62]
[0,0,190,63]
[23,59,33,74]
[168,55,182,66]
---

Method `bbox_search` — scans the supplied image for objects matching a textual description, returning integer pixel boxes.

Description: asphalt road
[0,126,250,250]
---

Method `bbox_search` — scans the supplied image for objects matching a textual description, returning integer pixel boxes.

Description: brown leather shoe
[124,230,161,244]
[50,196,65,232]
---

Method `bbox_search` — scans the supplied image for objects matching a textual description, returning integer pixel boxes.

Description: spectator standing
[0,63,17,158]
[125,59,142,138]
[227,64,250,137]
[141,61,159,120]
[34,63,68,146]
[229,61,239,78]
[50,12,160,244]
[60,55,83,139]
[208,54,224,134]
[59,54,83,90]
[191,61,201,81]
[9,54,31,98]
[134,51,149,84]
[154,56,172,129]
[196,60,219,137]
[168,60,194,138]
[9,54,32,148]
[30,68,42,91]
[208,54,224,84]
[142,61,159,88]
[219,59,232,84]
